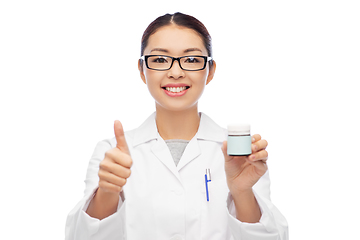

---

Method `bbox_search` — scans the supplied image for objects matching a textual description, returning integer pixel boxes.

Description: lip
[162,83,190,88]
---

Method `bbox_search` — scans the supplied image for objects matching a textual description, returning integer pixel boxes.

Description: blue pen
[205,169,211,201]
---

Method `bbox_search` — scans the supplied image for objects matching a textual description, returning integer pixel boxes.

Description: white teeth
[165,87,187,93]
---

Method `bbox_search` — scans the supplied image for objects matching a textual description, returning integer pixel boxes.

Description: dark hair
[140,12,213,63]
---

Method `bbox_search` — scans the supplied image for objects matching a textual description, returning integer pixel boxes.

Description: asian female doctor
[65,12,288,240]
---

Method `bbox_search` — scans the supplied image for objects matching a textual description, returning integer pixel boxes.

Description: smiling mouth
[162,86,190,93]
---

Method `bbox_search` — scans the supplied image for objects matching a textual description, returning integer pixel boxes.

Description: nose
[167,59,185,79]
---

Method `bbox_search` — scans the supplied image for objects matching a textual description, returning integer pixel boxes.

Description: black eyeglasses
[140,55,213,71]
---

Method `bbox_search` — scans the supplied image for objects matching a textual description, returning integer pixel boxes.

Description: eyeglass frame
[140,55,213,71]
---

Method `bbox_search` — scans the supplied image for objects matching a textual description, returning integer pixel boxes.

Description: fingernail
[252,137,256,142]
[250,155,256,161]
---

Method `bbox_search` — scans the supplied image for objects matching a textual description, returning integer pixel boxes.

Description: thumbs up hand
[98,120,133,194]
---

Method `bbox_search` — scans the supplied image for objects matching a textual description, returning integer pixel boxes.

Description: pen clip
[206,168,211,182]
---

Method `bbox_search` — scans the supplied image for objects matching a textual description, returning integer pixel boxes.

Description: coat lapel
[131,112,226,184]
[176,134,201,171]
[150,132,182,183]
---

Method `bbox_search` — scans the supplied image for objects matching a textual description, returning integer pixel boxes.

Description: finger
[104,149,133,168]
[252,134,261,143]
[252,139,268,153]
[249,150,268,162]
[99,170,128,188]
[98,180,123,193]
[100,159,132,178]
[114,120,130,155]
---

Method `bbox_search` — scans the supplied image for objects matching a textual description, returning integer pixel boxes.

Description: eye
[184,57,200,63]
[151,56,169,63]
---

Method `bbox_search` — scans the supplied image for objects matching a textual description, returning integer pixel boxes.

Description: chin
[155,101,199,113]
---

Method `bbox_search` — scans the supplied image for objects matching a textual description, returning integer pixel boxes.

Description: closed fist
[98,120,132,194]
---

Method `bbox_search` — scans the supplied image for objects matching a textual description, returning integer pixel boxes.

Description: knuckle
[127,158,133,167]
[98,169,105,179]
[121,155,133,168]
[99,161,110,170]
[119,178,127,187]
[256,150,267,160]
[123,168,131,178]
[126,168,132,178]
[116,186,122,192]
[104,149,112,158]
[105,148,121,159]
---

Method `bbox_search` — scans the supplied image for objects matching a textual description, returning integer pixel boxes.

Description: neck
[155,105,200,141]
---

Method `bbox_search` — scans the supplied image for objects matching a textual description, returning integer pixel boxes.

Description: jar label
[227,135,252,156]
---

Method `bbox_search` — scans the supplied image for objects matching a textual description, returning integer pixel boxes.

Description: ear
[138,59,147,84]
[206,60,216,85]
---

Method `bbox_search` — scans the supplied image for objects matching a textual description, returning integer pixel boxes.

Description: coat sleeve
[226,170,289,240]
[65,139,127,240]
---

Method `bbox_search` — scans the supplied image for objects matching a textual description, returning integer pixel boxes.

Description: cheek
[189,71,209,87]
[144,71,165,92]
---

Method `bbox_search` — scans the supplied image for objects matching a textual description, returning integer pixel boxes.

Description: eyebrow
[183,48,203,54]
[150,48,203,54]
[150,48,169,53]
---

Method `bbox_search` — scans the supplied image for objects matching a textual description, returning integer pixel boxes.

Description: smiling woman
[139,24,216,116]
[65,12,288,240]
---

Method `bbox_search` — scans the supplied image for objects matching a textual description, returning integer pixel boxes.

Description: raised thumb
[114,120,130,154]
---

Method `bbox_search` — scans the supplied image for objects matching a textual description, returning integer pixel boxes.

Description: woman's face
[139,25,216,112]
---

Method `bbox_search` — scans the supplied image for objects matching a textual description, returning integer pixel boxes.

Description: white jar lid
[227,124,250,135]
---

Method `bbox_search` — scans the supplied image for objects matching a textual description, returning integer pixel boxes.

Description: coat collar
[131,112,226,183]
[132,112,225,147]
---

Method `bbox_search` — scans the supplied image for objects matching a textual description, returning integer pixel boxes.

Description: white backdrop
[1,0,359,239]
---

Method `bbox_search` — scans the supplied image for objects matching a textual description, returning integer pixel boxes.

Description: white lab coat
[65,112,288,240]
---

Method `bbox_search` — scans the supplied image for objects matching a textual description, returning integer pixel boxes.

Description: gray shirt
[164,139,190,166]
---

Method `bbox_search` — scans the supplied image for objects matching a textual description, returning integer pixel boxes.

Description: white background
[1,0,359,239]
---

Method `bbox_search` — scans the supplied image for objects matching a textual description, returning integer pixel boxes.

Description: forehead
[144,25,206,55]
